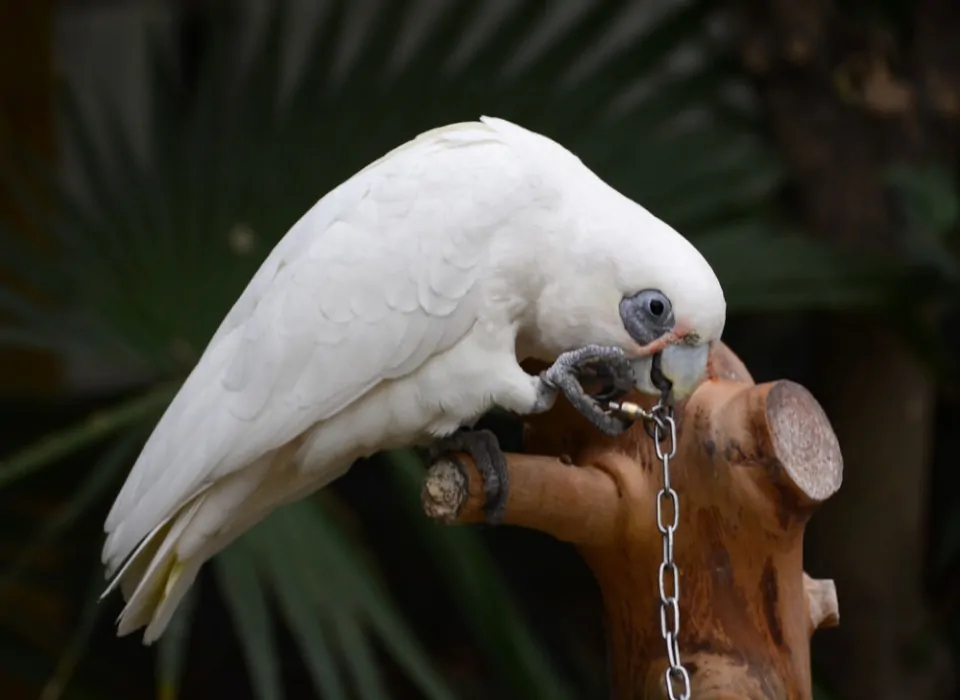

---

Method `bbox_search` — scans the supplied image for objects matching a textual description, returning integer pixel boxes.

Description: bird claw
[426,347,636,510]
[541,345,636,437]
[428,428,508,524]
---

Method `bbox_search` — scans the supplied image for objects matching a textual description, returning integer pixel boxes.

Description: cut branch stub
[421,342,842,700]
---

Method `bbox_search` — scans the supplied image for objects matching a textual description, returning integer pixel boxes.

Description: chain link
[609,398,691,700]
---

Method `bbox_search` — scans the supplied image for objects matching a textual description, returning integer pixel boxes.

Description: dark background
[1,1,959,699]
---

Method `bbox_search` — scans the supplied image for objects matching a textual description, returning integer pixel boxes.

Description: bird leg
[425,347,635,523]
[539,345,636,437]
[427,428,508,524]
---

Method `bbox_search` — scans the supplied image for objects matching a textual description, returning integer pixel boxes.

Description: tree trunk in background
[0,0,62,397]
[811,322,950,699]
[735,1,958,698]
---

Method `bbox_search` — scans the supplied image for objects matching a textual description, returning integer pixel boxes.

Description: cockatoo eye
[645,294,667,318]
[619,289,675,346]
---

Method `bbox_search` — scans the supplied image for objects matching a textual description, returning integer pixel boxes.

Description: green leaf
[156,584,198,700]
[0,432,139,591]
[332,612,389,700]
[884,163,960,281]
[885,164,960,239]
[0,383,176,489]
[0,326,62,353]
[255,499,459,700]
[37,562,106,700]
[387,450,575,700]
[300,503,458,700]
[0,286,57,327]
[250,513,348,700]
[214,540,283,700]
[357,575,459,700]
[694,224,899,311]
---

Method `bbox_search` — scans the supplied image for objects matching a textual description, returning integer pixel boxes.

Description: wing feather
[103,120,532,576]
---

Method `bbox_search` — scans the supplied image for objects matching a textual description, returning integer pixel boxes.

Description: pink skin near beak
[621,320,695,358]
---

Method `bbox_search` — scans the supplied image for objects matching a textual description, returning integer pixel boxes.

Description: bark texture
[422,342,841,700]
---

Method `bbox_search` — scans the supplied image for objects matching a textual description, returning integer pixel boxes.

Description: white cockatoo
[101,116,725,643]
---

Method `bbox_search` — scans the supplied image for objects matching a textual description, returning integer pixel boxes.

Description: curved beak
[630,343,710,400]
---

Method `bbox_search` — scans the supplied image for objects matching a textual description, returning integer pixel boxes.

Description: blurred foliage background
[0,0,958,698]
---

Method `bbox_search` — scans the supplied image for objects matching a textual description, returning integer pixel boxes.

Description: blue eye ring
[619,289,675,345]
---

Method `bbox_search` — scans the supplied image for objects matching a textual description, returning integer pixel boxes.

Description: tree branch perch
[422,342,842,700]
[422,452,627,546]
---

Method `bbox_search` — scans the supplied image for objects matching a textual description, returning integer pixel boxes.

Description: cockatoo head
[530,195,725,402]
[612,220,726,401]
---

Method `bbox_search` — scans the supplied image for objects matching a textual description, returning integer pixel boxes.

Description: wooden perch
[421,342,842,700]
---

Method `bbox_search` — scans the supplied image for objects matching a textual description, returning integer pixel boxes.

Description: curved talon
[541,345,637,436]
[585,361,635,403]
[429,429,509,524]
[589,409,633,437]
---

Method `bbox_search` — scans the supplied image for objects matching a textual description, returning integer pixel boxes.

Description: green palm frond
[0,0,902,697]
[387,450,575,699]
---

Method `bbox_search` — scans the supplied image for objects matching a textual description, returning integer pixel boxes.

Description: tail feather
[139,557,205,644]
[113,497,205,639]
[105,450,334,643]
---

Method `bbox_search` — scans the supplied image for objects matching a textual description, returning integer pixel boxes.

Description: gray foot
[429,428,508,524]
[541,345,636,437]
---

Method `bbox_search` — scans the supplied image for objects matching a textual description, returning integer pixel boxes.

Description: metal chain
[650,402,690,700]
[609,397,691,700]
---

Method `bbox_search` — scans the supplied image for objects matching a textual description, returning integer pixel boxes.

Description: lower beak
[630,343,709,400]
